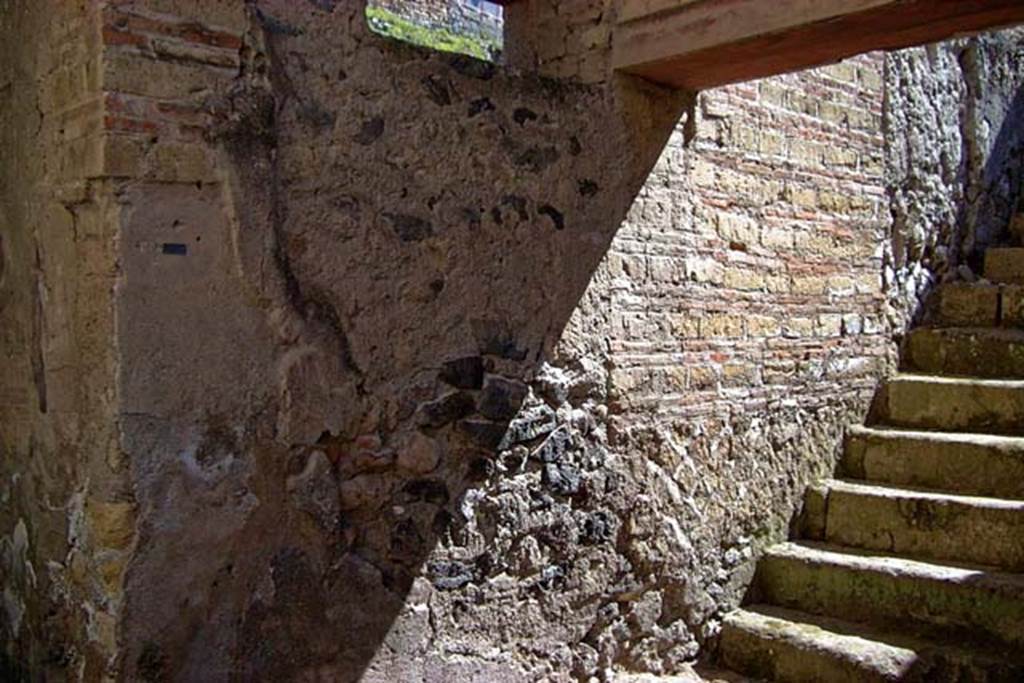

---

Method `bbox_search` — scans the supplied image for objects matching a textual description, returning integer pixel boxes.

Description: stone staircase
[717,247,1024,682]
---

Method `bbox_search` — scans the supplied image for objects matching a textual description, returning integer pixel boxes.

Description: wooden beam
[614,0,1024,90]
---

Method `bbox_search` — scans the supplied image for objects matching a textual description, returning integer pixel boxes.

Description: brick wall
[547,61,895,661]
[606,58,890,415]
[86,2,687,679]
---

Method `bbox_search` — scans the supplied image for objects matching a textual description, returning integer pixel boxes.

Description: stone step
[756,542,1024,649]
[929,282,1000,327]
[843,425,1024,499]
[985,248,1024,285]
[903,327,1024,379]
[1005,284,1024,327]
[720,605,1024,683]
[877,374,1024,436]
[721,606,917,683]
[925,281,1024,328]
[818,479,1024,571]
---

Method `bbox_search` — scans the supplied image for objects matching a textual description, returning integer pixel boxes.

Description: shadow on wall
[965,79,1024,262]
[885,30,1024,329]
[116,0,689,680]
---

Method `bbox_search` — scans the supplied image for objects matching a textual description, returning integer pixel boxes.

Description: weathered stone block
[702,314,744,338]
[87,501,136,550]
[934,283,999,327]
[791,275,826,295]
[724,266,765,291]
[1003,285,1024,327]
[689,365,718,389]
[104,52,234,99]
[759,542,1024,649]
[985,249,1024,285]
[747,315,781,338]
[716,212,759,246]
[882,375,1024,435]
[502,403,557,446]
[722,362,758,386]
[817,315,843,337]
[457,419,508,450]
[416,391,476,428]
[844,425,1024,499]
[439,356,485,390]
[533,426,572,464]
[478,376,528,421]
[761,227,794,250]
[782,317,815,338]
[904,327,1024,379]
[670,314,701,339]
[824,478,1024,570]
[543,461,582,496]
[397,433,442,474]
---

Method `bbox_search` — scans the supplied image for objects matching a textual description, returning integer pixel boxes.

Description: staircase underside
[613,0,1024,90]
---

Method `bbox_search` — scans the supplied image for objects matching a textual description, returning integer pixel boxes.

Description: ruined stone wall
[370,0,503,45]
[6,0,1015,681]
[374,0,451,24]
[94,0,892,677]
[97,0,686,679]
[885,28,1024,327]
[0,1,127,678]
[600,53,891,658]
[490,56,893,676]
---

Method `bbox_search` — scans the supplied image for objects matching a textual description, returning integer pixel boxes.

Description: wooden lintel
[614,0,1024,90]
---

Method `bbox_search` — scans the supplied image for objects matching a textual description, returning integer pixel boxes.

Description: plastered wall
[0,0,127,678]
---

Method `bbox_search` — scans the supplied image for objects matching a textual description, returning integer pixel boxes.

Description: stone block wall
[1,0,1019,680]
[0,0,125,678]
[885,28,1024,329]
[465,54,893,677]
[602,51,890,607]
[84,1,689,679]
